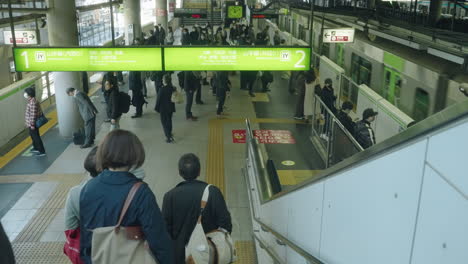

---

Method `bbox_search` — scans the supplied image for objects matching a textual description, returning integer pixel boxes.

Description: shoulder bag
[91,182,158,264]
[185,185,237,264]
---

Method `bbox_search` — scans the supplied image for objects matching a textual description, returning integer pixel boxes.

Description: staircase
[181,11,223,26]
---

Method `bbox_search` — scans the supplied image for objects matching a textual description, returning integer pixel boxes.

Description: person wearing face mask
[182,28,191,45]
[166,26,174,45]
[155,74,176,143]
[24,87,46,156]
[104,79,121,131]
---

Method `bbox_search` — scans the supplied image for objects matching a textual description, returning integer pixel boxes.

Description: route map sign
[323,28,355,43]
[164,47,310,71]
[13,47,163,72]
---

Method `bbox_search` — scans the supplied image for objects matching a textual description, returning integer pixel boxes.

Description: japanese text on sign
[232,130,296,144]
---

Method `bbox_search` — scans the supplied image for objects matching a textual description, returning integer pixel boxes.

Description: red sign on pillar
[232,130,296,144]
[169,3,175,12]
[156,8,167,16]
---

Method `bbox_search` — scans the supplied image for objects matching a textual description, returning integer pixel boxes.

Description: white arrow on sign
[323,28,355,43]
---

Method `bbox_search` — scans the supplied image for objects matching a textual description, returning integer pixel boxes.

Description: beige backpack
[91,182,158,264]
[185,184,237,264]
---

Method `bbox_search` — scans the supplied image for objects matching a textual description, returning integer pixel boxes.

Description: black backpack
[118,92,131,114]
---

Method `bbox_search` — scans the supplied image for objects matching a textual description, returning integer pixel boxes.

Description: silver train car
[266,7,468,122]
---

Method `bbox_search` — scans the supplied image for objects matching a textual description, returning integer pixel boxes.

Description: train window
[413,88,430,121]
[383,67,402,107]
[322,43,330,57]
[351,53,372,86]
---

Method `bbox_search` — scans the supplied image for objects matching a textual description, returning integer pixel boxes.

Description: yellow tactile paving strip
[277,170,322,185]
[235,241,256,263]
[250,92,270,102]
[0,110,58,169]
[3,117,306,263]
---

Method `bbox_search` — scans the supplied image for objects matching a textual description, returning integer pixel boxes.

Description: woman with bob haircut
[79,130,173,264]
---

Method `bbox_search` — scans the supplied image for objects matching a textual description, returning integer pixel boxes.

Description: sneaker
[293,116,304,120]
[104,119,111,123]
[186,116,198,121]
[30,149,40,154]
[35,152,46,157]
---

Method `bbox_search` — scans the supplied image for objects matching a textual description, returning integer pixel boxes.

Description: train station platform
[0,71,317,263]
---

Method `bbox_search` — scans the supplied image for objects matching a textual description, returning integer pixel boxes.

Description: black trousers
[185,90,195,118]
[29,127,45,153]
[160,112,173,139]
[195,83,202,103]
[217,93,226,115]
[84,117,96,145]
[295,85,306,117]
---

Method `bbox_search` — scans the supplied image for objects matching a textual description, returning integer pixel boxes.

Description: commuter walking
[261,71,273,92]
[158,24,166,45]
[155,74,176,143]
[129,71,146,119]
[162,153,232,264]
[79,130,173,264]
[216,71,231,118]
[24,87,46,156]
[104,79,121,131]
[184,71,198,121]
[355,108,378,149]
[66,87,98,148]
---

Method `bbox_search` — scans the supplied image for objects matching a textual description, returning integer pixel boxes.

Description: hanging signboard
[323,28,355,43]
[13,47,163,72]
[164,47,311,71]
[3,30,38,45]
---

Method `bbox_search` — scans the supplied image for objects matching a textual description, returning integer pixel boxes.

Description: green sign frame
[13,47,163,72]
[164,47,311,71]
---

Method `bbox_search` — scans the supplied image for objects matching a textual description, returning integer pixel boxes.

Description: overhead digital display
[164,47,311,71]
[13,47,163,72]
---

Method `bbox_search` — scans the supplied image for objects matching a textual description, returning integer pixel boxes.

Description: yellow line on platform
[0,110,57,169]
[0,85,100,169]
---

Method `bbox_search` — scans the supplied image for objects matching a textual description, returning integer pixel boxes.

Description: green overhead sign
[164,47,311,71]
[13,47,163,72]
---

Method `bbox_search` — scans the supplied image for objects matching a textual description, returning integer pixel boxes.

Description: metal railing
[311,95,364,167]
[244,122,324,263]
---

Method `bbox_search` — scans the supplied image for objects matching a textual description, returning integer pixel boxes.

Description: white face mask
[24,93,28,99]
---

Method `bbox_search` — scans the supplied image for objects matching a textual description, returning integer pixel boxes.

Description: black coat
[321,86,337,113]
[337,110,355,134]
[162,180,232,264]
[155,84,176,113]
[355,120,375,149]
[183,71,198,92]
[215,71,230,97]
[129,71,145,107]
[106,88,121,119]
[0,223,15,264]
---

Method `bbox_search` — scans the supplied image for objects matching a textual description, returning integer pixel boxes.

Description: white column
[156,0,168,30]
[46,0,82,137]
[124,0,142,45]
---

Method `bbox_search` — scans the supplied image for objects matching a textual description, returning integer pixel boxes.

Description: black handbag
[35,114,48,128]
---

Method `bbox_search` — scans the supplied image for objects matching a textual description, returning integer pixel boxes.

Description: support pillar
[124,0,142,45]
[46,0,82,138]
[168,0,176,21]
[429,0,443,26]
[156,0,168,30]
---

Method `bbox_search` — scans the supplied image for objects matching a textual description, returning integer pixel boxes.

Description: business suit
[215,72,230,115]
[155,84,176,141]
[184,71,198,119]
[74,91,98,145]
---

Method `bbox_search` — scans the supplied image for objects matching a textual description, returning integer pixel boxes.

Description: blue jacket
[79,170,173,264]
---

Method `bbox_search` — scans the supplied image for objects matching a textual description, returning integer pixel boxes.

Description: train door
[335,43,345,68]
[383,67,402,107]
[413,88,430,121]
[351,53,372,86]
